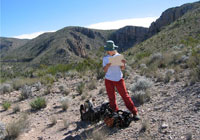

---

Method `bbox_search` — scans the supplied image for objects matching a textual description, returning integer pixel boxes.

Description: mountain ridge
[1,1,199,65]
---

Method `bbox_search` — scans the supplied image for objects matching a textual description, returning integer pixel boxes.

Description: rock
[0,121,6,140]
[161,123,168,129]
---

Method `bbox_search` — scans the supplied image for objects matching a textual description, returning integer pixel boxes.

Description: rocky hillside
[1,27,113,65]
[0,37,29,58]
[148,1,200,36]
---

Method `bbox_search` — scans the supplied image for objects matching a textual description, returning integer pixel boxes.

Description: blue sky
[0,0,198,39]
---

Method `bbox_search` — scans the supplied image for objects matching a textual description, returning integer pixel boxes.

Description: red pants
[105,78,138,115]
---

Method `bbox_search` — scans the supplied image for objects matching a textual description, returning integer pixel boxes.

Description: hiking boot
[132,115,140,121]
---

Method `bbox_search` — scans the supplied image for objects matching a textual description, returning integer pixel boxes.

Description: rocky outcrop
[109,26,148,52]
[107,2,200,52]
[148,1,200,36]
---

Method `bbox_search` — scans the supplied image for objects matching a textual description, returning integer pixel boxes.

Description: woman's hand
[121,59,126,70]
[121,59,126,64]
[103,63,112,73]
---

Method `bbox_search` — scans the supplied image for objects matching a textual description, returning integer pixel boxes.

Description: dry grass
[5,113,29,140]
[60,98,70,111]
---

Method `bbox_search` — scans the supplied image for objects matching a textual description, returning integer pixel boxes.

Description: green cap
[104,40,118,51]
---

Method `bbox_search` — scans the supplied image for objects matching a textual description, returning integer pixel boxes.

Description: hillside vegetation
[125,5,200,84]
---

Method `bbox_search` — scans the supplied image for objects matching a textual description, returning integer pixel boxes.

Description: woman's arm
[103,63,111,73]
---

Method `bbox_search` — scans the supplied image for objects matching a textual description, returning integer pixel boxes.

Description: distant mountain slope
[109,26,148,52]
[0,37,29,57]
[1,1,199,65]
[2,27,114,64]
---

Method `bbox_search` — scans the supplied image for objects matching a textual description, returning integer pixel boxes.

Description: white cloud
[14,30,55,39]
[87,17,158,30]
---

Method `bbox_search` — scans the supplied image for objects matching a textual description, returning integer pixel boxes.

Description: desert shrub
[181,36,199,48]
[131,90,151,106]
[90,130,106,140]
[187,46,200,68]
[12,104,20,113]
[63,119,69,129]
[52,64,72,75]
[140,120,149,133]
[30,97,46,111]
[76,82,85,95]
[19,85,32,100]
[41,74,55,85]
[60,97,70,111]
[58,85,65,92]
[130,76,153,92]
[172,44,185,50]
[33,82,42,91]
[99,87,106,94]
[12,78,39,90]
[81,92,89,100]
[174,73,180,82]
[140,64,147,69]
[180,55,189,63]
[2,101,11,111]
[5,114,29,140]
[135,52,151,60]
[12,105,20,113]
[148,52,163,64]
[164,69,174,83]
[44,85,51,95]
[0,84,13,94]
[96,68,104,80]
[55,72,63,79]
[65,70,79,78]
[62,89,70,96]
[88,80,97,90]
[59,85,70,96]
[130,76,153,106]
[49,116,57,127]
[0,122,6,140]
[189,67,200,85]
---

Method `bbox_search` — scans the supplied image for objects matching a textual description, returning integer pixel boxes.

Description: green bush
[46,64,73,75]
[30,97,46,111]
[135,52,151,60]
[2,101,11,111]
